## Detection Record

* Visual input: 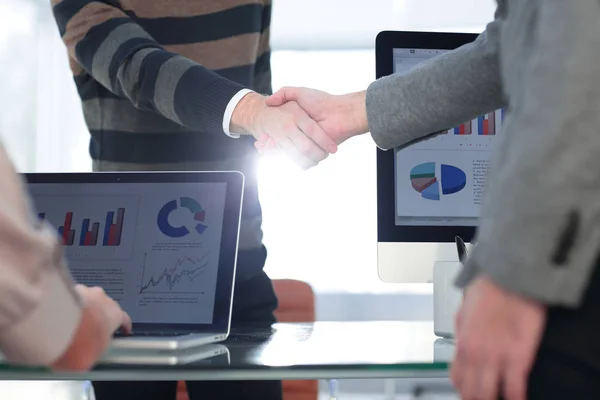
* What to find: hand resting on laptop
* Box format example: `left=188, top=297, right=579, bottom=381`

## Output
left=51, top=285, right=132, bottom=371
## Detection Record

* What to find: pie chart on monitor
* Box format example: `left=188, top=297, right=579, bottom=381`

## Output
left=409, top=162, right=466, bottom=201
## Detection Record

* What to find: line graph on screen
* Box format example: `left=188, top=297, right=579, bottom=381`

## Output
left=139, top=253, right=209, bottom=294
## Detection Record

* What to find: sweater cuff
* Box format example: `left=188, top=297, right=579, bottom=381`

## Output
left=366, top=78, right=397, bottom=150
left=366, top=78, right=444, bottom=151
left=0, top=269, right=82, bottom=366
left=174, top=67, right=247, bottom=134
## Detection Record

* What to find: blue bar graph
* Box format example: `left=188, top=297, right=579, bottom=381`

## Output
left=102, top=208, right=124, bottom=246
left=80, top=219, right=90, bottom=246
left=103, top=212, right=113, bottom=246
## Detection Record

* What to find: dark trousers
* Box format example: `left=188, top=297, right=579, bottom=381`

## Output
left=524, top=262, right=600, bottom=399
left=93, top=270, right=282, bottom=400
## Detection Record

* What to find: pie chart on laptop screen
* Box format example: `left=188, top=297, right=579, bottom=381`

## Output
left=410, top=162, right=466, bottom=201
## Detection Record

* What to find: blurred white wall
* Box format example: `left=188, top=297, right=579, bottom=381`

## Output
left=271, top=0, right=497, bottom=49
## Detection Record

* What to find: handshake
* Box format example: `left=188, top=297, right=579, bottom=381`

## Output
left=230, top=87, right=370, bottom=169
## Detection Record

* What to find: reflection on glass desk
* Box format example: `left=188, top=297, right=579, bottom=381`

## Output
left=0, top=322, right=456, bottom=381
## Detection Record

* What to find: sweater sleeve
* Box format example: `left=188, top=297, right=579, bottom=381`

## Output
left=458, top=0, right=600, bottom=307
left=50, top=0, right=246, bottom=135
left=366, top=1, right=506, bottom=150
left=0, top=144, right=82, bottom=366
left=252, top=0, right=273, bottom=96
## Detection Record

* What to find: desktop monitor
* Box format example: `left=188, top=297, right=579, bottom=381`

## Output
left=375, top=31, right=504, bottom=283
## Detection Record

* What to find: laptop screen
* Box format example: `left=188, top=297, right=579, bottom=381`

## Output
left=28, top=180, right=229, bottom=326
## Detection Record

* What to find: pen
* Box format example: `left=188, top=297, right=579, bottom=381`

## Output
left=455, top=236, right=467, bottom=262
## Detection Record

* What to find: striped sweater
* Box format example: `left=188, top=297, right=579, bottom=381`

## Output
left=51, top=0, right=272, bottom=281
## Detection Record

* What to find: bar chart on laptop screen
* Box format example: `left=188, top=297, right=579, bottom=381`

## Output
left=35, top=195, right=140, bottom=260
left=32, top=195, right=141, bottom=301
left=39, top=207, right=126, bottom=247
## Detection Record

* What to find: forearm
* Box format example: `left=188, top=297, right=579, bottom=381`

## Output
left=0, top=264, right=83, bottom=367
left=50, top=302, right=110, bottom=371
left=52, top=0, right=245, bottom=134
left=458, top=0, right=600, bottom=308
left=230, top=92, right=267, bottom=136
left=0, top=146, right=82, bottom=366
left=366, top=7, right=505, bottom=150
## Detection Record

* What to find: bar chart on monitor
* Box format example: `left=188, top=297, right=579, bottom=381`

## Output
left=448, top=109, right=504, bottom=136
left=406, top=108, right=505, bottom=153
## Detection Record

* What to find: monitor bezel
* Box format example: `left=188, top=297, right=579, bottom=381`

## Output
left=24, top=171, right=243, bottom=334
left=375, top=31, right=480, bottom=243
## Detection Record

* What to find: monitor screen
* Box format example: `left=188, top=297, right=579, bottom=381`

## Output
left=28, top=181, right=227, bottom=325
left=392, top=48, right=504, bottom=227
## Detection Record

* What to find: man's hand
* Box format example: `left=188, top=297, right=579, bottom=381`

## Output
left=51, top=285, right=132, bottom=371
left=451, top=276, right=547, bottom=400
left=231, top=92, right=338, bottom=169
left=264, top=87, right=370, bottom=145
left=75, top=285, right=132, bottom=336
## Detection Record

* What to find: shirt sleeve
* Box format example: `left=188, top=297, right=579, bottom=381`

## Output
left=0, top=144, right=82, bottom=366
left=223, top=89, right=254, bottom=138
left=51, top=0, right=246, bottom=135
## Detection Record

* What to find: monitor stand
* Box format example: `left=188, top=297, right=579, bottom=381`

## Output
left=433, top=260, right=463, bottom=338
left=377, top=241, right=472, bottom=338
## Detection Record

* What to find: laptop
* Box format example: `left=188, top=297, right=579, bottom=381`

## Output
left=99, top=344, right=230, bottom=365
left=25, top=171, right=244, bottom=351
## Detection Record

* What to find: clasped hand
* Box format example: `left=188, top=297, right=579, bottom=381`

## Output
left=238, top=87, right=368, bottom=168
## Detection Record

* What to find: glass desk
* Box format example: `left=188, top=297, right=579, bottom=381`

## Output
left=0, top=322, right=455, bottom=384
